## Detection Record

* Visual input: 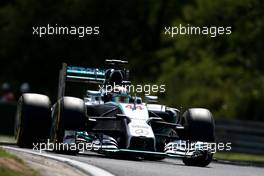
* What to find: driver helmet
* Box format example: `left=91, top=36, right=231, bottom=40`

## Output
left=111, top=86, right=129, bottom=103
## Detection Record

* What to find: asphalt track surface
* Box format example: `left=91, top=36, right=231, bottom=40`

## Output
left=3, top=146, right=264, bottom=176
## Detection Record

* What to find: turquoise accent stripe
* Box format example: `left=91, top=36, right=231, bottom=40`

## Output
left=67, top=75, right=105, bottom=81
left=67, top=69, right=105, bottom=76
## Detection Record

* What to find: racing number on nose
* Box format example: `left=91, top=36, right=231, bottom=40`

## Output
left=125, top=105, right=143, bottom=110
left=135, top=129, right=149, bottom=135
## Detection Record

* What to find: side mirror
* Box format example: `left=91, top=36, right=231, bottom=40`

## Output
left=145, top=95, right=158, bottom=103
left=132, top=97, right=142, bottom=104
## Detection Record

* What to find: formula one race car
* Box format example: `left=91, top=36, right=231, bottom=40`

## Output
left=14, top=60, right=215, bottom=167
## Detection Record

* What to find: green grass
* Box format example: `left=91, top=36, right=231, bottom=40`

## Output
left=0, top=147, right=38, bottom=176
left=0, top=147, right=13, bottom=158
left=0, top=168, right=24, bottom=176
left=214, top=152, right=264, bottom=162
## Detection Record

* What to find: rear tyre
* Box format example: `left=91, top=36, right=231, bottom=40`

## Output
left=50, top=96, right=86, bottom=154
left=15, top=93, right=51, bottom=148
left=181, top=108, right=215, bottom=167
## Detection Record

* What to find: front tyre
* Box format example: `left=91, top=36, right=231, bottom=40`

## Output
left=183, top=151, right=213, bottom=167
left=181, top=108, right=215, bottom=167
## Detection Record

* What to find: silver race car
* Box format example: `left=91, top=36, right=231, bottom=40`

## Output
left=15, top=60, right=215, bottom=167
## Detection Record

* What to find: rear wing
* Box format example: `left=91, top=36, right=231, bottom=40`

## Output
left=58, top=63, right=105, bottom=99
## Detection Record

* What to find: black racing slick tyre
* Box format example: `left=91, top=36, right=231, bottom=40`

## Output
left=15, top=93, right=51, bottom=148
left=182, top=151, right=213, bottom=167
left=50, top=97, right=86, bottom=154
left=181, top=108, right=215, bottom=167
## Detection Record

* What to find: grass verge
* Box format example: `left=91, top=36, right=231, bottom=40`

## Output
left=0, top=147, right=38, bottom=176
left=214, top=152, right=264, bottom=162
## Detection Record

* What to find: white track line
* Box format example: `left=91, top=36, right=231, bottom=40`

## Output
left=2, top=146, right=115, bottom=176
